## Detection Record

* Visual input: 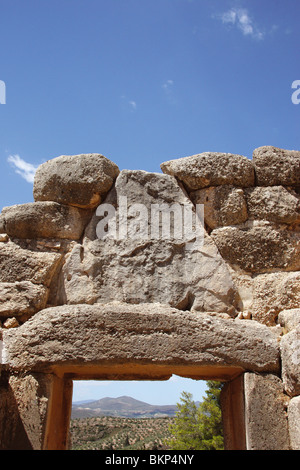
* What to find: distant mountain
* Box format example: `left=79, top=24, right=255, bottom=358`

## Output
left=71, top=395, right=179, bottom=419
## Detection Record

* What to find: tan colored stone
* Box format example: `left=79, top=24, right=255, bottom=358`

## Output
left=253, top=145, right=300, bottom=186
left=280, top=326, right=300, bottom=397
left=33, top=153, right=120, bottom=208
left=0, top=241, right=62, bottom=287
left=245, top=186, right=300, bottom=225
left=0, top=281, right=48, bottom=318
left=251, top=272, right=300, bottom=325
left=58, top=170, right=240, bottom=316
left=2, top=302, right=280, bottom=374
left=190, top=185, right=248, bottom=229
left=278, top=309, right=300, bottom=333
left=244, top=373, right=290, bottom=450
left=0, top=373, right=54, bottom=450
left=211, top=222, right=300, bottom=274
left=3, top=317, right=19, bottom=329
left=1, top=201, right=92, bottom=240
left=0, top=215, right=5, bottom=233
left=160, top=152, right=255, bottom=191
left=232, top=271, right=300, bottom=326
left=288, top=396, right=300, bottom=449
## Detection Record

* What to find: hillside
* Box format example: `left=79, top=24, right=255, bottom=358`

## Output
left=70, top=416, right=174, bottom=450
left=71, top=395, right=179, bottom=419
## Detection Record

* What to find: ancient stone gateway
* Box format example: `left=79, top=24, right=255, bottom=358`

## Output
left=0, top=147, right=299, bottom=450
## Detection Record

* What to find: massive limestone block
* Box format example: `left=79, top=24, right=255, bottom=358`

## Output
left=190, top=185, right=248, bottom=229
left=57, top=170, right=240, bottom=316
left=0, top=372, right=56, bottom=450
left=249, top=272, right=300, bottom=325
left=253, top=146, right=300, bottom=186
left=2, top=302, right=280, bottom=374
left=33, top=154, right=120, bottom=209
left=280, top=326, right=300, bottom=397
left=245, top=186, right=300, bottom=225
left=244, top=373, right=290, bottom=450
left=1, top=202, right=92, bottom=240
left=160, top=152, right=255, bottom=191
left=232, top=271, right=300, bottom=325
left=0, top=242, right=61, bottom=287
left=0, top=281, right=48, bottom=318
left=211, top=222, right=300, bottom=274
left=288, top=396, right=300, bottom=450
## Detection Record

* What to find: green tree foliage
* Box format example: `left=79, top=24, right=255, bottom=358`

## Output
left=166, top=381, right=224, bottom=450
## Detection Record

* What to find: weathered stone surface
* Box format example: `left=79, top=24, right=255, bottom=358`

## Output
left=0, top=241, right=61, bottom=287
left=1, top=202, right=92, bottom=240
left=211, top=222, right=300, bottom=274
left=244, top=373, right=290, bottom=450
left=160, top=152, right=255, bottom=191
left=0, top=234, right=8, bottom=242
left=280, top=326, right=300, bottom=397
left=0, top=281, right=48, bottom=318
left=245, top=186, right=300, bottom=225
left=2, top=302, right=280, bottom=374
left=56, top=170, right=240, bottom=316
left=0, top=372, right=54, bottom=450
left=33, top=154, right=120, bottom=208
left=278, top=309, right=300, bottom=333
left=3, top=317, right=19, bottom=329
left=231, top=271, right=300, bottom=326
left=0, top=215, right=5, bottom=233
left=253, top=146, right=300, bottom=186
left=288, top=396, right=300, bottom=450
left=190, top=185, right=248, bottom=229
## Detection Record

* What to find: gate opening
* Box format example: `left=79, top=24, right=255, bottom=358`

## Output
left=69, top=377, right=223, bottom=450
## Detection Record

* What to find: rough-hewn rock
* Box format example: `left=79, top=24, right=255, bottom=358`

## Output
left=253, top=146, right=300, bottom=186
left=244, top=373, right=290, bottom=450
left=2, top=302, right=280, bottom=374
left=56, top=170, right=240, bottom=316
left=211, top=222, right=300, bottom=274
left=231, top=271, right=300, bottom=326
left=160, top=152, right=255, bottom=191
left=1, top=202, right=92, bottom=240
left=0, top=242, right=61, bottom=287
left=190, top=185, right=248, bottom=229
left=33, top=154, right=120, bottom=208
left=278, top=309, right=300, bottom=333
left=0, top=215, right=5, bottom=233
left=245, top=186, right=300, bottom=225
left=280, top=326, right=300, bottom=397
left=0, top=281, right=48, bottom=318
left=288, top=396, right=300, bottom=450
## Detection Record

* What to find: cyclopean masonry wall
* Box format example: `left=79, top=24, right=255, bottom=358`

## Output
left=0, top=147, right=299, bottom=450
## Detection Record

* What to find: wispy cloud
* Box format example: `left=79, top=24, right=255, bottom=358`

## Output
left=128, top=100, right=137, bottom=111
left=7, top=154, right=38, bottom=184
left=162, top=79, right=174, bottom=92
left=162, top=79, right=177, bottom=105
left=121, top=95, right=137, bottom=112
left=218, top=8, right=264, bottom=40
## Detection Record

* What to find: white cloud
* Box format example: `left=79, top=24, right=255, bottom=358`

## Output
left=219, top=8, right=264, bottom=40
left=121, top=95, right=137, bottom=112
left=7, top=154, right=38, bottom=184
left=162, top=79, right=174, bottom=92
left=162, top=79, right=177, bottom=105
left=129, top=100, right=137, bottom=111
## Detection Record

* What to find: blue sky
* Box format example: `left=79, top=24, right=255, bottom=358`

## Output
left=0, top=0, right=299, bottom=404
